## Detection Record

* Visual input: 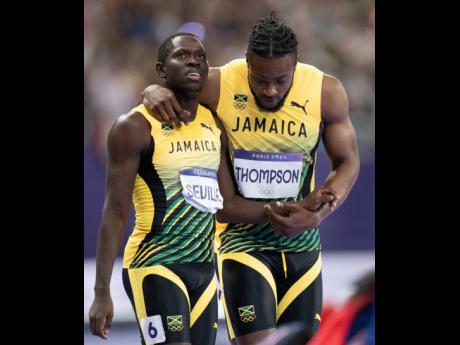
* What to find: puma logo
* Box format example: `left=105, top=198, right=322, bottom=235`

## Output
left=290, top=99, right=309, bottom=115
left=201, top=123, right=214, bottom=134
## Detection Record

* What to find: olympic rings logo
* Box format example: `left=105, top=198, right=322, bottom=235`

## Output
left=233, top=102, right=247, bottom=110
left=240, top=315, right=256, bottom=322
left=168, top=324, right=184, bottom=332
left=259, top=189, right=274, bottom=197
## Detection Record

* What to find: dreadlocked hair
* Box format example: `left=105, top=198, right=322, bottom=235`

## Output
left=248, top=11, right=297, bottom=58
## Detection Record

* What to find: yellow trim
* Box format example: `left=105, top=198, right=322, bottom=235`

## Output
left=276, top=254, right=322, bottom=321
left=127, top=265, right=191, bottom=322
left=123, top=178, right=153, bottom=268
left=310, top=167, right=315, bottom=191
left=130, top=244, right=169, bottom=268
left=190, top=276, right=217, bottom=327
left=217, top=254, right=236, bottom=339
left=315, top=313, right=321, bottom=322
left=310, top=151, right=318, bottom=192
left=281, top=251, right=287, bottom=278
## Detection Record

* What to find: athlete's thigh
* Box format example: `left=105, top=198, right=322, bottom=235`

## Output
left=123, top=267, right=191, bottom=345
left=277, top=252, right=323, bottom=340
left=220, top=253, right=277, bottom=340
left=191, top=289, right=217, bottom=345
left=189, top=280, right=218, bottom=345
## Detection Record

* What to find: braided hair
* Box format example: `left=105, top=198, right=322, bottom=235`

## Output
left=247, top=12, right=298, bottom=59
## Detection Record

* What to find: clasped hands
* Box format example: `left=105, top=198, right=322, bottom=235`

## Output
left=264, top=186, right=338, bottom=237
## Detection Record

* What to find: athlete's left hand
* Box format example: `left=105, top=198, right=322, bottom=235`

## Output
left=302, top=186, right=338, bottom=211
left=264, top=201, right=333, bottom=237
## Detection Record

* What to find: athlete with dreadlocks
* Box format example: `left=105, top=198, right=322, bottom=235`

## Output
left=89, top=33, right=306, bottom=345
left=141, top=13, right=360, bottom=345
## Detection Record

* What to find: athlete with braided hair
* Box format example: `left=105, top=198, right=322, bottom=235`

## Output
left=141, top=13, right=360, bottom=345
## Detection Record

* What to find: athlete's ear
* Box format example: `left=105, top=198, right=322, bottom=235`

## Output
left=156, top=62, right=166, bottom=79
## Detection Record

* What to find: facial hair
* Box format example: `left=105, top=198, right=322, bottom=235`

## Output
left=248, top=77, right=293, bottom=113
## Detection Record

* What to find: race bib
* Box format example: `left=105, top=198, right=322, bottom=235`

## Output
left=180, top=167, right=223, bottom=214
left=140, top=315, right=166, bottom=345
left=233, top=150, right=303, bottom=199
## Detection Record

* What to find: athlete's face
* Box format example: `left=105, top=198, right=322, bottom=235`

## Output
left=247, top=53, right=296, bottom=112
left=159, top=36, right=209, bottom=94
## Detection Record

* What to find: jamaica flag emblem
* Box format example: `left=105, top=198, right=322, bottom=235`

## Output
left=167, top=315, right=183, bottom=332
left=233, top=93, right=248, bottom=110
left=161, top=122, right=175, bottom=136
left=238, top=305, right=256, bottom=322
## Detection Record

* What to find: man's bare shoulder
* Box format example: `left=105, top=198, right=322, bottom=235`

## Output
left=109, top=111, right=151, bottom=150
left=321, top=74, right=349, bottom=123
left=200, top=67, right=221, bottom=111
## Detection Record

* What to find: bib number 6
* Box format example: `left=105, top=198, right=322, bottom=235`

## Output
left=149, top=322, right=158, bottom=338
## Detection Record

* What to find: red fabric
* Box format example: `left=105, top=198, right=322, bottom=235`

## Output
left=320, top=304, right=337, bottom=325
left=307, top=292, right=374, bottom=345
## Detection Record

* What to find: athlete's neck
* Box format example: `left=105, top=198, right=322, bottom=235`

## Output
left=173, top=90, right=200, bottom=122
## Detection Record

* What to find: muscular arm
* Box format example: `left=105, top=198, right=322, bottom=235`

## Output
left=89, top=112, right=150, bottom=338
left=93, top=113, right=150, bottom=292
left=215, top=116, right=267, bottom=224
left=141, top=68, right=221, bottom=124
left=265, top=75, right=359, bottom=235
left=199, top=67, right=220, bottom=111
left=320, top=74, right=360, bottom=210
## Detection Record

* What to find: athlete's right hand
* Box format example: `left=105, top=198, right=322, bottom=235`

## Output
left=89, top=293, right=114, bottom=340
left=141, top=84, right=192, bottom=127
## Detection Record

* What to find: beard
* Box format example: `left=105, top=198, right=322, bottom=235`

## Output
left=248, top=79, right=293, bottom=113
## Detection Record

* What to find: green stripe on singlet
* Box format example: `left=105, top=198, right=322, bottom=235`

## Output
left=131, top=189, right=185, bottom=265
left=158, top=216, right=215, bottom=263
left=131, top=205, right=203, bottom=267
left=144, top=215, right=215, bottom=265
left=164, top=190, right=185, bottom=212
left=134, top=210, right=209, bottom=267
left=220, top=222, right=319, bottom=253
left=165, top=185, right=182, bottom=199
left=166, top=203, right=211, bottom=235
left=162, top=203, right=194, bottom=233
